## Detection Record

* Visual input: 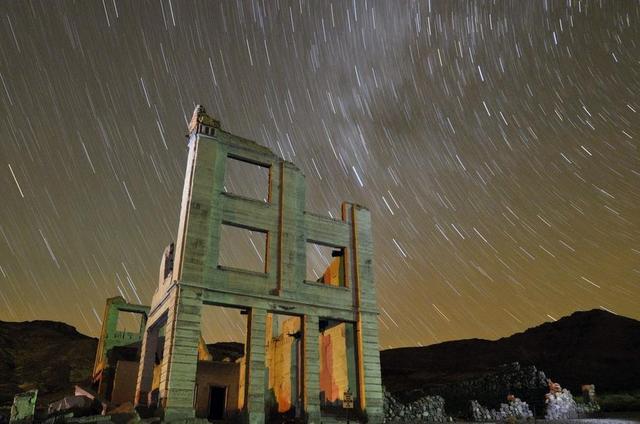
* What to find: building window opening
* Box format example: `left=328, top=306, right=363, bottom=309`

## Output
left=115, top=311, right=145, bottom=335
left=306, top=242, right=345, bottom=286
left=218, top=224, right=268, bottom=274
left=223, top=155, right=270, bottom=202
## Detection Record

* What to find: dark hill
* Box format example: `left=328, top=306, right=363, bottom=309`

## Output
left=381, top=309, right=640, bottom=399
left=0, top=320, right=97, bottom=405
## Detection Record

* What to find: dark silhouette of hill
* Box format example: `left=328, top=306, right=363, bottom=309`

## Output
left=381, top=309, right=640, bottom=399
left=0, top=320, right=97, bottom=405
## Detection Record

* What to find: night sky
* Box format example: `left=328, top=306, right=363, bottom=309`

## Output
left=0, top=1, right=638, bottom=349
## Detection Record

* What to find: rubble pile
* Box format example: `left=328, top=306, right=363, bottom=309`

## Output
left=469, top=400, right=496, bottom=421
left=383, top=388, right=449, bottom=423
left=576, top=401, right=601, bottom=415
left=544, top=380, right=578, bottom=420
left=498, top=397, right=534, bottom=420
left=2, top=387, right=152, bottom=424
left=469, top=396, right=533, bottom=421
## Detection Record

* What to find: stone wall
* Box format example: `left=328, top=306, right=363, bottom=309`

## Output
left=383, top=388, right=448, bottom=423
left=420, top=362, right=549, bottom=415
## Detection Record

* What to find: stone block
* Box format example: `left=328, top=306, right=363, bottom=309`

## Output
left=9, top=390, right=37, bottom=424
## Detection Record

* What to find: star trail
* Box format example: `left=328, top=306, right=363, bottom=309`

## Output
left=0, top=1, right=638, bottom=348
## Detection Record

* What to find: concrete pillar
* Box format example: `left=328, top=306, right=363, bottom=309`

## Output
left=303, top=315, right=321, bottom=423
left=161, top=286, right=202, bottom=422
left=245, top=307, right=267, bottom=424
left=135, top=322, right=160, bottom=406
left=357, top=313, right=383, bottom=423
left=349, top=204, right=384, bottom=423
left=277, top=162, right=306, bottom=294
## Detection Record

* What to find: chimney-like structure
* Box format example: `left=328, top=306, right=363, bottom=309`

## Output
left=187, top=104, right=220, bottom=137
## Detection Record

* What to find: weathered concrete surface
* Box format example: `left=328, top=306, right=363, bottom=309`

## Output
left=10, top=390, right=37, bottom=424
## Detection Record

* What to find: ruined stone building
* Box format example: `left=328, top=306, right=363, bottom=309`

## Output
left=93, top=297, right=149, bottom=405
left=93, top=106, right=382, bottom=423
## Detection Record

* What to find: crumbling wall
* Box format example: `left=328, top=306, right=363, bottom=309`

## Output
left=110, top=361, right=138, bottom=406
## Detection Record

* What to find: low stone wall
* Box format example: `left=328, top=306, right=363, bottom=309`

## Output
left=439, top=362, right=549, bottom=415
left=383, top=388, right=449, bottom=423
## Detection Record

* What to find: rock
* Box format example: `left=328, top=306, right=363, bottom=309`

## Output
left=41, top=413, right=73, bottom=424
left=74, top=386, right=108, bottom=416
left=469, top=397, right=533, bottom=421
left=9, top=390, right=37, bottom=424
left=106, top=403, right=140, bottom=424
left=498, top=397, right=533, bottom=419
left=545, top=388, right=578, bottom=420
left=48, top=396, right=101, bottom=418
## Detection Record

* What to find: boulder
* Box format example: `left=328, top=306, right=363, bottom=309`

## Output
left=47, top=396, right=101, bottom=418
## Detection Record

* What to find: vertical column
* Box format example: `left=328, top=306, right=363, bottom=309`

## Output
left=357, top=313, right=383, bottom=422
left=172, top=136, right=198, bottom=282
left=277, top=162, right=306, bottom=294
left=135, top=322, right=159, bottom=406
left=303, top=315, right=321, bottom=423
left=160, top=286, right=202, bottom=422
left=350, top=204, right=384, bottom=423
left=175, top=135, right=227, bottom=285
left=245, top=307, right=267, bottom=424
left=95, top=299, right=120, bottom=397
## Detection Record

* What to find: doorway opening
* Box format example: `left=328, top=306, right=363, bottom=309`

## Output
left=318, top=319, right=360, bottom=418
left=194, top=304, right=248, bottom=420
left=207, top=386, right=227, bottom=420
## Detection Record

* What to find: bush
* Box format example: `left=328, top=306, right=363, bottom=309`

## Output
left=599, top=392, right=640, bottom=412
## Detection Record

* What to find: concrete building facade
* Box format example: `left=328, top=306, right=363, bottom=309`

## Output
left=134, top=106, right=382, bottom=423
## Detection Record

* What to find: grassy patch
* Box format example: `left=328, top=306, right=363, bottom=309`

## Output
left=598, top=391, right=640, bottom=412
